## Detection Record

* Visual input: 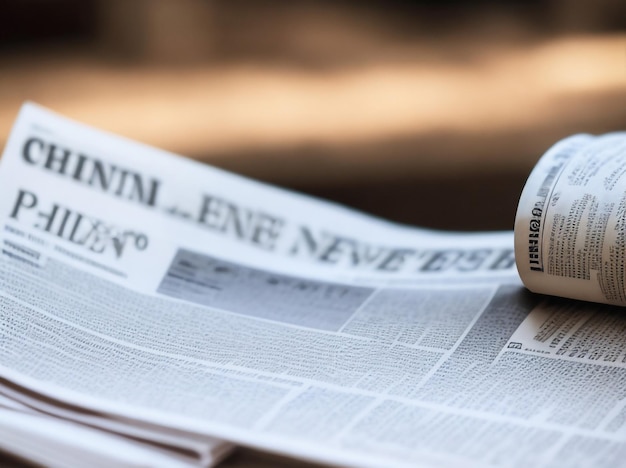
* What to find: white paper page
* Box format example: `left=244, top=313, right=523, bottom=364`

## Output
left=3, top=104, right=626, bottom=468
left=515, top=132, right=626, bottom=305
left=0, top=383, right=233, bottom=467
left=0, top=103, right=517, bottom=290
left=0, top=407, right=207, bottom=468
left=0, top=393, right=31, bottom=411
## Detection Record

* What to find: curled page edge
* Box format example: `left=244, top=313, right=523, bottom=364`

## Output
left=514, top=132, right=626, bottom=306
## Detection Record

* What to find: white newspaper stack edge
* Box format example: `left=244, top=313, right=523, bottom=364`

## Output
left=0, top=103, right=626, bottom=468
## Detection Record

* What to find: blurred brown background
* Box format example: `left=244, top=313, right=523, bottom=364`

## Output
left=0, top=0, right=624, bottom=231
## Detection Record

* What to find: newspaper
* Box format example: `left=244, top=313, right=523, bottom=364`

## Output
left=515, top=132, right=626, bottom=306
left=0, top=103, right=625, bottom=468
left=0, top=401, right=222, bottom=468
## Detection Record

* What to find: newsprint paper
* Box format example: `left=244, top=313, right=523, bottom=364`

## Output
left=0, top=103, right=625, bottom=468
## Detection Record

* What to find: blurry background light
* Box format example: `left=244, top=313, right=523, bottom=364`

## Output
left=0, top=0, right=624, bottom=230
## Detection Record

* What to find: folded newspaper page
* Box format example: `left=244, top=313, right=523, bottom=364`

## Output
left=0, top=402, right=221, bottom=468
left=515, top=132, right=626, bottom=306
left=0, top=386, right=234, bottom=468
left=0, top=103, right=625, bottom=468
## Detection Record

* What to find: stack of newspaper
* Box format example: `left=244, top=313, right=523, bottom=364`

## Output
left=0, top=103, right=625, bottom=467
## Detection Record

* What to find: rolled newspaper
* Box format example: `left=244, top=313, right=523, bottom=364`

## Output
left=515, top=132, right=626, bottom=306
